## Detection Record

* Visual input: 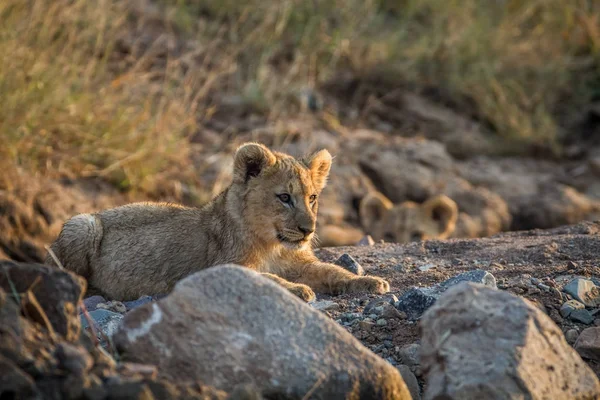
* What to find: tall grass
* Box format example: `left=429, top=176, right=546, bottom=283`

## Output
left=1, top=0, right=599, bottom=198
left=0, top=0, right=220, bottom=198
left=165, top=0, right=600, bottom=149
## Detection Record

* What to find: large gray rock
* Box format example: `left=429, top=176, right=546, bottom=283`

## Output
left=420, top=282, right=600, bottom=400
left=114, top=264, right=410, bottom=399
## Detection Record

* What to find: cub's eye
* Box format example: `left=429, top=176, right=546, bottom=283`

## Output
left=277, top=193, right=291, bottom=203
left=309, top=194, right=317, bottom=203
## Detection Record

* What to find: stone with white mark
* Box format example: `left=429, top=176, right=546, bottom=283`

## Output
left=114, top=264, right=410, bottom=399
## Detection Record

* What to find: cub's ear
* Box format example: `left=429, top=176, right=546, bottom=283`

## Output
left=422, top=195, right=458, bottom=238
left=233, top=143, right=277, bottom=184
left=360, top=191, right=393, bottom=231
left=303, top=149, right=332, bottom=191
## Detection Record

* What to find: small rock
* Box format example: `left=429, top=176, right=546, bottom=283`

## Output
left=538, top=283, right=551, bottom=292
left=418, top=263, right=435, bottom=272
left=560, top=299, right=585, bottom=318
left=396, top=365, right=420, bottom=400
left=397, top=343, right=421, bottom=370
left=575, top=327, right=600, bottom=361
left=359, top=321, right=375, bottom=332
left=342, top=312, right=362, bottom=322
left=563, top=278, right=600, bottom=307
left=363, top=296, right=399, bottom=315
left=565, top=329, right=580, bottom=344
left=570, top=309, right=594, bottom=325
left=440, top=269, right=497, bottom=290
left=83, top=296, right=107, bottom=312
left=376, top=319, right=387, bottom=326
left=123, top=295, right=163, bottom=311
left=357, top=235, right=375, bottom=246
left=397, top=270, right=498, bottom=320
left=81, top=309, right=124, bottom=346
left=310, top=300, right=340, bottom=312
left=96, top=301, right=127, bottom=314
left=395, top=288, right=438, bottom=321
left=334, top=254, right=365, bottom=276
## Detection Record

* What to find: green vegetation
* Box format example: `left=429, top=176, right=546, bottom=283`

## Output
left=1, top=0, right=599, bottom=196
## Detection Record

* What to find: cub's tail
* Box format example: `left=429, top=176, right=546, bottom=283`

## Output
left=45, top=213, right=102, bottom=278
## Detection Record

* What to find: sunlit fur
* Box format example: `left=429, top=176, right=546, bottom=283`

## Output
left=46, top=143, right=390, bottom=301
left=360, top=191, right=458, bottom=243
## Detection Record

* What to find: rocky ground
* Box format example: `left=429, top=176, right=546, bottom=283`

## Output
left=4, top=221, right=600, bottom=399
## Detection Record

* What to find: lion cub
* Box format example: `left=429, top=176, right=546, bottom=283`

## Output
left=360, top=191, right=458, bottom=243
left=46, top=143, right=390, bottom=301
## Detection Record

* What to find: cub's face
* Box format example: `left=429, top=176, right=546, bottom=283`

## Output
left=232, top=143, right=332, bottom=249
left=360, top=191, right=458, bottom=243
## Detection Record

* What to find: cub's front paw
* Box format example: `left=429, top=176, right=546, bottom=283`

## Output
left=288, top=284, right=316, bottom=302
left=347, top=276, right=390, bottom=294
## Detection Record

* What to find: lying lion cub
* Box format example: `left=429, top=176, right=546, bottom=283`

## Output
left=46, top=143, right=390, bottom=301
left=360, top=191, right=458, bottom=243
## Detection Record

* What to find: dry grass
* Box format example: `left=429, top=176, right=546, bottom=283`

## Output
left=1, top=0, right=599, bottom=198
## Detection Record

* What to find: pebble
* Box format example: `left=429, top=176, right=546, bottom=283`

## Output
left=359, top=320, right=375, bottom=332
left=334, top=254, right=365, bottom=276
left=575, top=327, right=600, bottom=361
left=565, top=329, right=580, bottom=344
left=96, top=301, right=127, bottom=314
left=396, top=270, right=497, bottom=320
left=440, top=269, right=497, bottom=290
left=376, top=319, right=387, bottom=326
left=570, top=309, right=594, bottom=325
left=396, top=365, right=421, bottom=400
left=560, top=300, right=585, bottom=318
left=357, top=235, right=375, bottom=246
left=418, top=263, right=435, bottom=272
left=82, top=296, right=106, bottom=313
left=563, top=278, right=600, bottom=307
left=341, top=312, right=361, bottom=322
left=80, top=309, right=124, bottom=347
left=123, top=295, right=162, bottom=311
left=310, top=300, right=340, bottom=312
left=397, top=343, right=421, bottom=369
left=363, top=295, right=400, bottom=315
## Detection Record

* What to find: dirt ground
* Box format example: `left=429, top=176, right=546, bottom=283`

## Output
left=313, top=221, right=600, bottom=379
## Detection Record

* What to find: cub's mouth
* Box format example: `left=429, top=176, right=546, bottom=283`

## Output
left=276, top=232, right=307, bottom=248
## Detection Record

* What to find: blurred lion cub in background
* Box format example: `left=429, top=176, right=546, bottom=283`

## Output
left=46, top=143, right=389, bottom=301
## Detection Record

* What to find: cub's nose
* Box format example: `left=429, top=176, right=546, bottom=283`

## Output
left=298, top=225, right=315, bottom=237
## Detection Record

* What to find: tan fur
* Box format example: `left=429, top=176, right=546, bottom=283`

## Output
left=359, top=191, right=458, bottom=243
left=46, top=143, right=389, bottom=301
left=316, top=223, right=366, bottom=247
